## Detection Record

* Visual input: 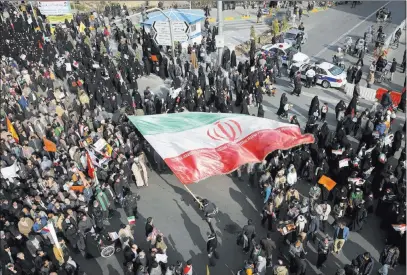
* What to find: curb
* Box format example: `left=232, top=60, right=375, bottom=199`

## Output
left=207, top=6, right=328, bottom=22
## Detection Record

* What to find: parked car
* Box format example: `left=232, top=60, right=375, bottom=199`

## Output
left=283, top=28, right=308, bottom=45
left=299, top=62, right=347, bottom=88
left=257, top=43, right=310, bottom=67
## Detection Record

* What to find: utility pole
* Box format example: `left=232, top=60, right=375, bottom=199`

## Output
left=216, top=1, right=223, bottom=66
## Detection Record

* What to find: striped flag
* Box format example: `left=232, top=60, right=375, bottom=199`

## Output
left=128, top=113, right=314, bottom=184
left=42, top=224, right=50, bottom=232
left=6, top=117, right=19, bottom=143
left=392, top=224, right=406, bottom=231
left=128, top=216, right=136, bottom=225
left=86, top=151, right=95, bottom=178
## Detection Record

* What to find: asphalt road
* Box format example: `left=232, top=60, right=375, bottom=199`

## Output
left=73, top=3, right=406, bottom=275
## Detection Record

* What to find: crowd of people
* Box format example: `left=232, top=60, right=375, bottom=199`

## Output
left=234, top=90, right=405, bottom=274
left=0, top=1, right=406, bottom=275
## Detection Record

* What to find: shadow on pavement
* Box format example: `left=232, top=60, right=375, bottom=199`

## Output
left=107, top=264, right=122, bottom=275
left=158, top=173, right=247, bottom=275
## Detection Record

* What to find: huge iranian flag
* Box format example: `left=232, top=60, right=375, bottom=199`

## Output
left=128, top=113, right=314, bottom=184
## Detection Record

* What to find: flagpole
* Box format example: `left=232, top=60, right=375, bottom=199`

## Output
left=182, top=184, right=203, bottom=209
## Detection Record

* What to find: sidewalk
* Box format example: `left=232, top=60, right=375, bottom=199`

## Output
left=363, top=25, right=407, bottom=93
left=340, top=19, right=406, bottom=93
left=206, top=5, right=328, bottom=22
left=369, top=27, right=406, bottom=92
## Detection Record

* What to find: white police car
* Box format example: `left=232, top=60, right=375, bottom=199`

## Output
left=258, top=43, right=310, bottom=67
left=300, top=62, right=347, bottom=88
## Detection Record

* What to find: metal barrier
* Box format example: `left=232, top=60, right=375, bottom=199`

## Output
left=345, top=83, right=377, bottom=101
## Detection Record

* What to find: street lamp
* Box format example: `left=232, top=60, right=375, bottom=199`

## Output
left=145, top=7, right=175, bottom=61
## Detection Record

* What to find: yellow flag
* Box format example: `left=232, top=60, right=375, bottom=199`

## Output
left=206, top=265, right=210, bottom=275
left=6, top=117, right=19, bottom=143
left=106, top=144, right=113, bottom=156
left=79, top=22, right=86, bottom=33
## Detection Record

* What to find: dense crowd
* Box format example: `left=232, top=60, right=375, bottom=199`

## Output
left=0, top=1, right=406, bottom=275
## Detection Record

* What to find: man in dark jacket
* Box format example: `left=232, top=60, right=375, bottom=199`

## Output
left=379, top=245, right=400, bottom=274
left=122, top=189, right=139, bottom=219
left=381, top=91, right=393, bottom=108
left=390, top=58, right=397, bottom=81
left=207, top=232, right=218, bottom=255
left=294, top=252, right=307, bottom=275
left=354, top=66, right=363, bottom=84
left=15, top=252, right=34, bottom=274
left=242, top=219, right=256, bottom=253
left=356, top=48, right=365, bottom=66
left=260, top=233, right=273, bottom=267
left=344, top=259, right=360, bottom=275
left=316, top=236, right=332, bottom=270
left=354, top=252, right=374, bottom=275
left=207, top=232, right=218, bottom=266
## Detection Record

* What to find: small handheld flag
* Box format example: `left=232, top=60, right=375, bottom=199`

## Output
left=86, top=152, right=95, bottom=179
left=6, top=117, right=19, bottom=143
left=318, top=175, right=337, bottom=191
left=43, top=137, right=57, bottom=152
left=79, top=22, right=86, bottom=33
left=128, top=216, right=136, bottom=225
left=392, top=224, right=406, bottom=232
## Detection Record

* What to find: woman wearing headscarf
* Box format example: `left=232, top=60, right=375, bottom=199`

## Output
left=241, top=95, right=250, bottom=115
left=335, top=100, right=346, bottom=122
left=276, top=93, right=287, bottom=116
left=349, top=202, right=368, bottom=232
left=318, top=122, right=330, bottom=148
left=391, top=129, right=404, bottom=156
left=345, top=95, right=358, bottom=117
left=308, top=96, right=319, bottom=118
left=398, top=90, right=406, bottom=112
left=231, top=50, right=237, bottom=68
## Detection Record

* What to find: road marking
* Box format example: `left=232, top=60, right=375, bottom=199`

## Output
left=313, top=1, right=391, bottom=58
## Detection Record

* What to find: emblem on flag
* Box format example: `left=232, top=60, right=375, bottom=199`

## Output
left=207, top=120, right=242, bottom=142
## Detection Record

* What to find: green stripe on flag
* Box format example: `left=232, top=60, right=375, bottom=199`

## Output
left=128, top=112, right=244, bottom=136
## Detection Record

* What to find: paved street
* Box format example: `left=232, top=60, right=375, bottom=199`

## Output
left=74, top=3, right=406, bottom=275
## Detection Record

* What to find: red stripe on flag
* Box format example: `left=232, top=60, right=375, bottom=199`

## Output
left=86, top=152, right=95, bottom=178
left=164, top=126, right=314, bottom=184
